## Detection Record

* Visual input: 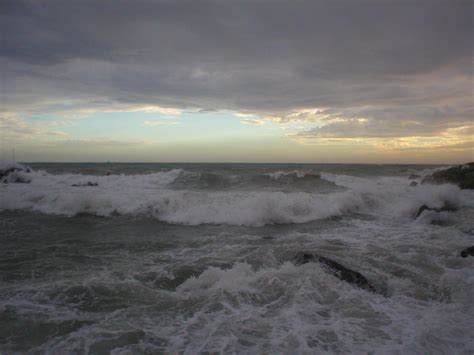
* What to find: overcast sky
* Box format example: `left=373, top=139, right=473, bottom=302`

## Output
left=1, top=0, right=473, bottom=163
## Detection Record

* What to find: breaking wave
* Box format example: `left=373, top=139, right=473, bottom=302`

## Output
left=1, top=165, right=473, bottom=226
left=2, top=162, right=474, bottom=353
left=169, top=169, right=331, bottom=191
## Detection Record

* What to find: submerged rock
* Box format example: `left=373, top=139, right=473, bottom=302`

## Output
left=408, top=174, right=421, bottom=180
left=414, top=203, right=457, bottom=219
left=460, top=246, right=474, bottom=258
left=410, top=181, right=418, bottom=187
left=71, top=181, right=99, bottom=187
left=292, top=252, right=376, bottom=293
left=422, top=162, right=474, bottom=189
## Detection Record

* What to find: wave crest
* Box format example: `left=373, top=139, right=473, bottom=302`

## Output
left=2, top=167, right=472, bottom=226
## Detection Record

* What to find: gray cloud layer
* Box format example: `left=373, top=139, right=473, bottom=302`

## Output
left=1, top=0, right=473, bottom=139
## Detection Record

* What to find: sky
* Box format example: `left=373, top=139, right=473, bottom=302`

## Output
left=1, top=0, right=473, bottom=163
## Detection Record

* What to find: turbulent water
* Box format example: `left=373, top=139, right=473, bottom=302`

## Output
left=1, top=162, right=473, bottom=353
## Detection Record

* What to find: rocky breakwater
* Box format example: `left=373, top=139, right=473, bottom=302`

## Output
left=422, top=162, right=474, bottom=189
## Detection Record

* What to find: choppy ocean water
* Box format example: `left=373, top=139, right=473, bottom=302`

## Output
left=1, top=163, right=473, bottom=353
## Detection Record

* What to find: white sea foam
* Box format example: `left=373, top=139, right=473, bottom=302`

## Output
left=5, top=253, right=473, bottom=354
left=0, top=160, right=21, bottom=170
left=1, top=168, right=473, bottom=226
left=267, top=170, right=315, bottom=180
left=2, top=175, right=473, bottom=354
left=173, top=255, right=473, bottom=352
left=2, top=164, right=474, bottom=354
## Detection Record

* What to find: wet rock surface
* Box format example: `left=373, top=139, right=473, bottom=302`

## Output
left=291, top=252, right=377, bottom=293
left=414, top=204, right=457, bottom=219
left=71, top=182, right=99, bottom=187
left=422, top=162, right=474, bottom=189
left=460, top=246, right=474, bottom=258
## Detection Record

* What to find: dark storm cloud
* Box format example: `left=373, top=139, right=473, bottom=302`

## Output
left=1, top=0, right=473, bottom=137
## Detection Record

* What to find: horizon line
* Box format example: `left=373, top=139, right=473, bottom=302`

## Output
left=16, top=161, right=462, bottom=166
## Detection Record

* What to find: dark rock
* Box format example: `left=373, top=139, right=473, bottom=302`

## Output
left=71, top=181, right=99, bottom=187
left=408, top=174, right=421, bottom=180
left=0, top=164, right=32, bottom=183
left=460, top=246, right=474, bottom=258
left=292, top=252, right=376, bottom=293
left=0, top=167, right=14, bottom=180
left=421, top=162, right=474, bottom=189
left=415, top=205, right=430, bottom=218
left=410, top=181, right=418, bottom=187
left=414, top=203, right=457, bottom=219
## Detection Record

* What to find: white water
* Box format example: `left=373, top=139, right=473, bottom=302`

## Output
left=1, top=166, right=473, bottom=226
left=1, top=163, right=473, bottom=353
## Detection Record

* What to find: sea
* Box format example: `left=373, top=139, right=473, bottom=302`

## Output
left=1, top=162, right=473, bottom=353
